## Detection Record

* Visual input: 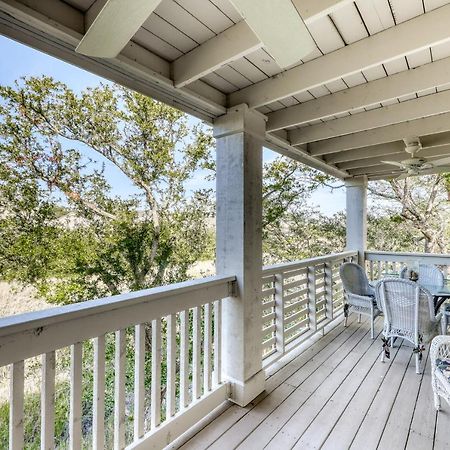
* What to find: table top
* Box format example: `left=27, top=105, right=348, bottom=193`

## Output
left=422, top=284, right=450, bottom=297
left=370, top=279, right=450, bottom=297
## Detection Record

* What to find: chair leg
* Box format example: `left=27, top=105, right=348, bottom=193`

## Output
left=358, top=314, right=361, bottom=323
left=434, top=392, right=441, bottom=411
left=390, top=337, right=395, bottom=348
left=371, top=317, right=375, bottom=339
left=415, top=352, right=421, bottom=374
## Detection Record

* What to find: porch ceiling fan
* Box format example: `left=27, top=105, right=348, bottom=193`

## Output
left=381, top=138, right=450, bottom=180
left=229, top=0, right=316, bottom=68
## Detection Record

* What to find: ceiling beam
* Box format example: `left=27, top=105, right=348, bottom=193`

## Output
left=326, top=142, right=405, bottom=164
left=173, top=21, right=261, bottom=88
left=308, top=111, right=450, bottom=156
left=324, top=130, right=450, bottom=164
left=172, top=0, right=352, bottom=88
left=292, top=0, right=354, bottom=20
left=349, top=164, right=401, bottom=177
left=290, top=89, right=450, bottom=145
left=337, top=144, right=450, bottom=170
left=267, top=56, right=450, bottom=132
left=264, top=133, right=349, bottom=180
left=76, top=0, right=162, bottom=57
left=325, top=133, right=450, bottom=166
left=227, top=0, right=316, bottom=69
left=229, top=4, right=450, bottom=109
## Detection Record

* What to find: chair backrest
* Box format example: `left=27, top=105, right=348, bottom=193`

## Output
left=340, top=262, right=372, bottom=297
left=399, top=264, right=444, bottom=288
left=375, top=278, right=435, bottom=342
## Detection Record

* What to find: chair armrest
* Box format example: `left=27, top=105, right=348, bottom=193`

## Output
left=346, top=292, right=376, bottom=309
left=431, top=335, right=450, bottom=372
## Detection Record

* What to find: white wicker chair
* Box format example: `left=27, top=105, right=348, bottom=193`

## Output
left=340, top=262, right=381, bottom=339
left=376, top=278, right=441, bottom=373
left=431, top=335, right=450, bottom=410
left=400, top=263, right=444, bottom=288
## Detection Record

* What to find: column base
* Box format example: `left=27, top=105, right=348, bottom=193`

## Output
left=226, top=369, right=266, bottom=407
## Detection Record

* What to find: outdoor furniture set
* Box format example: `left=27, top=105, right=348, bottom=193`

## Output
left=340, top=261, right=450, bottom=411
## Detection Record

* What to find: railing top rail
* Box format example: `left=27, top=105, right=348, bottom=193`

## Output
left=365, top=251, right=450, bottom=264
left=262, top=251, right=357, bottom=276
left=0, top=275, right=235, bottom=339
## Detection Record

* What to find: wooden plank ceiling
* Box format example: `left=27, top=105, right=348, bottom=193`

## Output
left=2, top=0, right=450, bottom=179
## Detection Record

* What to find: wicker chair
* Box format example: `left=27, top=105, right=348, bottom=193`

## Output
left=376, top=279, right=441, bottom=373
left=340, top=262, right=381, bottom=339
left=400, top=263, right=444, bottom=288
left=431, top=335, right=450, bottom=410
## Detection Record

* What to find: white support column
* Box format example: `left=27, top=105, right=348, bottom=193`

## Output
left=345, top=176, right=368, bottom=265
left=214, top=104, right=266, bottom=407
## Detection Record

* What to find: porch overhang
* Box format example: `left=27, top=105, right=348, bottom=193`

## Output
left=3, top=0, right=450, bottom=181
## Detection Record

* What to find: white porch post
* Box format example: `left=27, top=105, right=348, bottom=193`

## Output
left=214, top=104, right=266, bottom=407
left=345, top=176, right=368, bottom=265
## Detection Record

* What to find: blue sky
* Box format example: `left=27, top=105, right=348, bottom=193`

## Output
left=0, top=35, right=346, bottom=215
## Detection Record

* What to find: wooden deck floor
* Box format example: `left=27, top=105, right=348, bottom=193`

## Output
left=177, top=315, right=450, bottom=450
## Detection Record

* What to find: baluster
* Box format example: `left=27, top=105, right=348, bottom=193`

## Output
left=369, top=260, right=374, bottom=281
left=213, top=301, right=222, bottom=386
left=325, top=262, right=333, bottom=320
left=70, top=343, right=82, bottom=450
left=93, top=336, right=105, bottom=450
left=151, top=319, right=161, bottom=429
left=193, top=306, right=202, bottom=399
left=203, top=303, right=212, bottom=393
left=166, top=314, right=176, bottom=418
left=307, top=266, right=317, bottom=332
left=180, top=310, right=190, bottom=408
left=377, top=261, right=382, bottom=279
left=134, top=325, right=145, bottom=440
left=274, top=272, right=285, bottom=354
left=41, top=352, right=55, bottom=450
left=9, top=361, right=24, bottom=450
left=114, top=330, right=126, bottom=450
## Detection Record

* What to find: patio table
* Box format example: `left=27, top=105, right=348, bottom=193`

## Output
left=370, top=279, right=450, bottom=313
left=422, top=283, right=450, bottom=312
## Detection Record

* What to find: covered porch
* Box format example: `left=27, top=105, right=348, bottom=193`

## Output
left=1, top=1, right=450, bottom=449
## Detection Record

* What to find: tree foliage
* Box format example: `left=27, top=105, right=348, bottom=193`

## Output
left=369, top=176, right=450, bottom=253
left=0, top=76, right=214, bottom=303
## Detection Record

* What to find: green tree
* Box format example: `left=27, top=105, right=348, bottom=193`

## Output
left=0, top=76, right=214, bottom=304
left=261, top=156, right=345, bottom=263
left=369, top=175, right=450, bottom=253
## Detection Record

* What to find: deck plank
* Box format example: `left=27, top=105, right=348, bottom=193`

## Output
left=320, top=343, right=405, bottom=450
left=377, top=347, right=430, bottom=450
left=178, top=317, right=450, bottom=450
left=180, top=315, right=360, bottom=449
left=405, top=351, right=437, bottom=450
left=289, top=326, right=390, bottom=449
left=434, top=405, right=450, bottom=450
left=264, top=322, right=383, bottom=449
left=235, top=321, right=373, bottom=450
left=350, top=346, right=416, bottom=449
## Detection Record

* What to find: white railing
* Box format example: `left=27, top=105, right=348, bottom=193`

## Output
left=365, top=251, right=450, bottom=280
left=10, top=250, right=443, bottom=448
left=260, top=251, right=358, bottom=366
left=0, top=275, right=234, bottom=450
